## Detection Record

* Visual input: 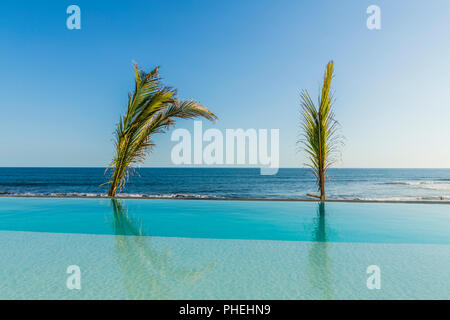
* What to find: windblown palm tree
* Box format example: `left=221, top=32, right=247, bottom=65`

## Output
left=299, top=61, right=342, bottom=201
left=106, top=64, right=217, bottom=197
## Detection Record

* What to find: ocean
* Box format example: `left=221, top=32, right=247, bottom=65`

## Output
left=1, top=168, right=450, bottom=201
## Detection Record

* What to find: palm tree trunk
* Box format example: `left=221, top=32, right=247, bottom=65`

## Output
left=108, top=184, right=117, bottom=197
left=108, top=171, right=120, bottom=197
left=319, top=173, right=325, bottom=201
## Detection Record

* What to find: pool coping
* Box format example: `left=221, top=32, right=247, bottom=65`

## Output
left=1, top=194, right=450, bottom=204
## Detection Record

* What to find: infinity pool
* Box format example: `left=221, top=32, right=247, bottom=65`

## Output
left=0, top=197, right=449, bottom=299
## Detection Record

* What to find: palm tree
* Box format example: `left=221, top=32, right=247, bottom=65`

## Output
left=106, top=64, right=217, bottom=197
left=299, top=61, right=342, bottom=201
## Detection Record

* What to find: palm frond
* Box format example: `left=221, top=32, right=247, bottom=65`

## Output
left=298, top=61, right=343, bottom=200
left=106, top=64, right=217, bottom=197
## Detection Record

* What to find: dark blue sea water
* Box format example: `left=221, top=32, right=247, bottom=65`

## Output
left=1, top=168, right=450, bottom=200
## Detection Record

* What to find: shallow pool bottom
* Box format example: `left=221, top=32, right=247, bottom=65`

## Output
left=1, top=230, right=449, bottom=299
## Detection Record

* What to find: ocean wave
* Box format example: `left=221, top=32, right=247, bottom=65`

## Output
left=0, top=192, right=224, bottom=199
left=356, top=196, right=450, bottom=201
left=118, top=193, right=222, bottom=199
left=382, top=181, right=450, bottom=190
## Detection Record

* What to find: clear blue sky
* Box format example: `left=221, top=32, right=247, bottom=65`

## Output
left=1, top=0, right=450, bottom=168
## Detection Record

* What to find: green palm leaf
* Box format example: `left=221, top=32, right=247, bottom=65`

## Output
left=298, top=61, right=343, bottom=200
left=106, top=64, right=217, bottom=197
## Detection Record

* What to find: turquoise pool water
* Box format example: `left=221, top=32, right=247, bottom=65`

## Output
left=0, top=197, right=449, bottom=299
